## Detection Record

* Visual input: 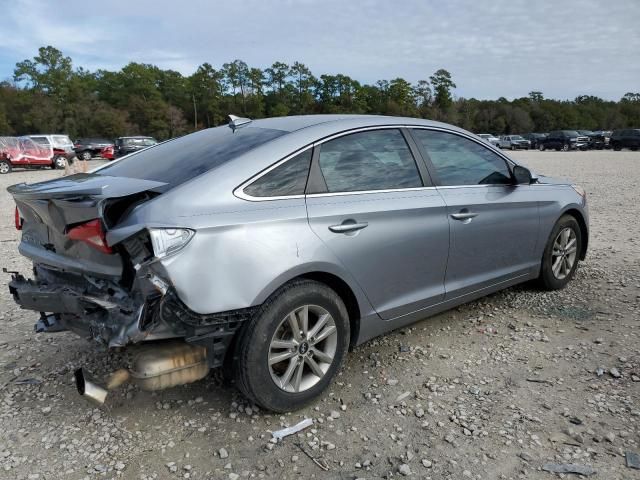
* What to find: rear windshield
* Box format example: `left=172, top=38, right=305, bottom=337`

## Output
left=122, top=137, right=157, bottom=146
left=98, top=126, right=285, bottom=188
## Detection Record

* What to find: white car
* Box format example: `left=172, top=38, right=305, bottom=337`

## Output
left=477, top=133, right=500, bottom=146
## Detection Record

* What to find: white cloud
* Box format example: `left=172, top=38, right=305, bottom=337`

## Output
left=0, top=0, right=638, bottom=100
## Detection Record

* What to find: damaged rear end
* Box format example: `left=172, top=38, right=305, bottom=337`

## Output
left=7, top=173, right=251, bottom=372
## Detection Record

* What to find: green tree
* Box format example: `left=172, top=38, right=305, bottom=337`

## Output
left=430, top=69, right=456, bottom=111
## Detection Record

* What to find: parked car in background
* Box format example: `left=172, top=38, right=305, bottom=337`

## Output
left=498, top=135, right=530, bottom=150
left=28, top=134, right=75, bottom=168
left=114, top=136, right=158, bottom=158
left=522, top=133, right=547, bottom=149
left=0, top=136, right=55, bottom=173
left=477, top=133, right=500, bottom=146
left=101, top=145, right=115, bottom=160
left=7, top=114, right=588, bottom=411
left=74, top=138, right=114, bottom=160
left=610, top=129, right=640, bottom=151
left=577, top=130, right=607, bottom=150
left=539, top=131, right=590, bottom=151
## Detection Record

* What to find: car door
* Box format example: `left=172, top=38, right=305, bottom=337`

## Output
left=305, top=128, right=450, bottom=320
left=410, top=128, right=540, bottom=299
left=27, top=137, right=53, bottom=165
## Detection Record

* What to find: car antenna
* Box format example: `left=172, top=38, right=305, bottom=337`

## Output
left=228, top=114, right=252, bottom=132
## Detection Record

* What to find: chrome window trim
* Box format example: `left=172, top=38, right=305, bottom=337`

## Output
left=306, top=186, right=438, bottom=199
left=234, top=123, right=520, bottom=202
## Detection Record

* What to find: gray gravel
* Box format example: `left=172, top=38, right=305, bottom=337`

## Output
left=0, top=150, right=639, bottom=479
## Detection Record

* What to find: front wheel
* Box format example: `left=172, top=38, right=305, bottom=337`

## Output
left=234, top=280, right=350, bottom=412
left=0, top=160, right=11, bottom=174
left=538, top=215, right=582, bottom=290
left=52, top=156, right=66, bottom=169
left=81, top=151, right=92, bottom=161
left=539, top=144, right=545, bottom=151
left=562, top=143, right=570, bottom=152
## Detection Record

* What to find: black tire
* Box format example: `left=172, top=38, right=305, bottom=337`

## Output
left=562, top=143, right=570, bottom=152
left=539, top=144, right=545, bottom=151
left=52, top=156, right=66, bottom=169
left=0, top=159, right=11, bottom=174
left=234, top=279, right=350, bottom=412
left=538, top=215, right=582, bottom=290
left=613, top=143, right=622, bottom=151
left=81, top=151, right=92, bottom=161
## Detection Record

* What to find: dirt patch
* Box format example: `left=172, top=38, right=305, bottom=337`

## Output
left=0, top=151, right=639, bottom=479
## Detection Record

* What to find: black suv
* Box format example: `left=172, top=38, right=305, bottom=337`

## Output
left=114, top=136, right=158, bottom=158
left=610, top=129, right=640, bottom=151
left=577, top=130, right=608, bottom=150
left=74, top=138, right=114, bottom=160
left=522, top=133, right=547, bottom=149
left=539, top=130, right=590, bottom=151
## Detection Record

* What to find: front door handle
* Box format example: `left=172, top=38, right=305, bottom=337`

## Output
left=329, top=221, right=369, bottom=233
left=450, top=211, right=478, bottom=221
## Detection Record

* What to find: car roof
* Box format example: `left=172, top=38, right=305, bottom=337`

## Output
left=248, top=114, right=456, bottom=133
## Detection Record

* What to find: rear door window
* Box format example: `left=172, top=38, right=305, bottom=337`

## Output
left=243, top=150, right=311, bottom=197
left=30, top=136, right=50, bottom=145
left=317, top=129, right=422, bottom=193
left=98, top=126, right=286, bottom=189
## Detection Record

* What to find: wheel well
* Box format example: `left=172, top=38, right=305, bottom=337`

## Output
left=564, top=209, right=588, bottom=260
left=299, top=271, right=361, bottom=348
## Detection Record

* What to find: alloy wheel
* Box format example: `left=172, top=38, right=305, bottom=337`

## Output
left=0, top=162, right=9, bottom=174
left=55, top=156, right=66, bottom=168
left=268, top=304, right=338, bottom=393
left=551, top=227, right=577, bottom=280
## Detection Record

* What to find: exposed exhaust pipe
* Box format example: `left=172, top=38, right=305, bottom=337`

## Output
left=75, top=341, right=209, bottom=405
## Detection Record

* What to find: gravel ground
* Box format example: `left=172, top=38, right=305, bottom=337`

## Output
left=0, top=150, right=639, bottom=480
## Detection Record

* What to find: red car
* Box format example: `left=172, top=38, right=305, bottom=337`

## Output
left=101, top=145, right=115, bottom=160
left=0, top=137, right=56, bottom=174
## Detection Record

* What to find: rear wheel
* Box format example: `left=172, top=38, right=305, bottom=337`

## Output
left=81, top=151, right=92, bottom=161
left=0, top=160, right=11, bottom=174
left=234, top=280, right=350, bottom=412
left=538, top=215, right=581, bottom=290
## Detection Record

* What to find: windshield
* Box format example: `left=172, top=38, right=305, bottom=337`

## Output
left=52, top=135, right=73, bottom=146
left=511, top=135, right=524, bottom=140
left=122, top=137, right=157, bottom=146
left=563, top=130, right=580, bottom=137
left=98, top=126, right=286, bottom=188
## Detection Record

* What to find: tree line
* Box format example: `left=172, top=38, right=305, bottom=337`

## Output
left=0, top=46, right=639, bottom=140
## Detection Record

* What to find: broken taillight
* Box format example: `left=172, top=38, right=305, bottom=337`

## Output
left=14, top=206, right=22, bottom=231
left=67, top=219, right=112, bottom=254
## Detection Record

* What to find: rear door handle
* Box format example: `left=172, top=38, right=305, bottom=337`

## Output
left=329, top=222, right=368, bottom=233
left=450, top=212, right=478, bottom=221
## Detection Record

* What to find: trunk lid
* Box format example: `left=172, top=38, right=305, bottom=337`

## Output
left=9, top=173, right=166, bottom=277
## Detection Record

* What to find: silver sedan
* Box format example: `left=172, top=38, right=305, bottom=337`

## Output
left=8, top=114, right=588, bottom=411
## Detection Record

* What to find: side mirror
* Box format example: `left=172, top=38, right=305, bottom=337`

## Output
left=512, top=165, right=533, bottom=184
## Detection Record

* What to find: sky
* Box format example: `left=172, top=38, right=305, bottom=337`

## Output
left=0, top=0, right=638, bottom=101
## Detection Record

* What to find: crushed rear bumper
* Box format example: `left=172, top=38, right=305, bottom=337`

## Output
left=7, top=265, right=256, bottom=368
